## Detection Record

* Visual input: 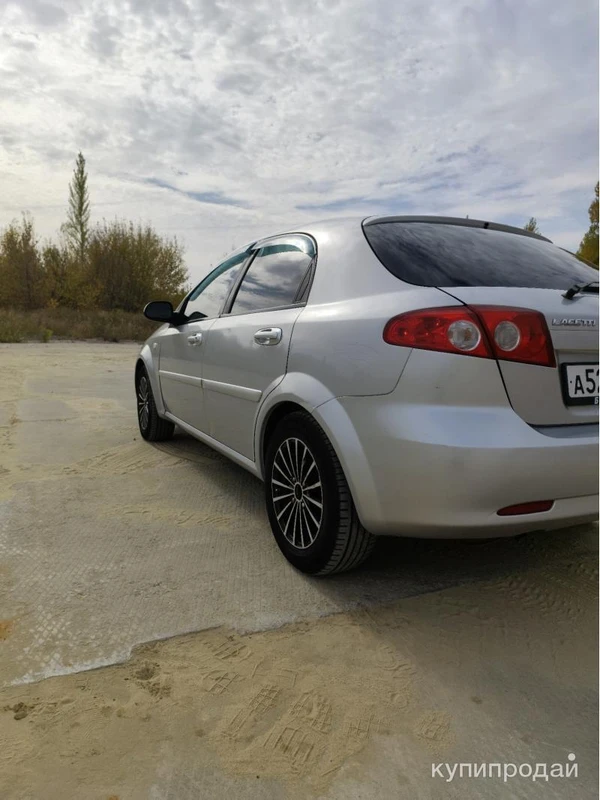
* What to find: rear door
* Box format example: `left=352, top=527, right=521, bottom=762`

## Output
left=201, top=235, right=315, bottom=459
left=363, top=219, right=599, bottom=426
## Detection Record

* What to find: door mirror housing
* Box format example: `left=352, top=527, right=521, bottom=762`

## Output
left=143, top=301, right=186, bottom=325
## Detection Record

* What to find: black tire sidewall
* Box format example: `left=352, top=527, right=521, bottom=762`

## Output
left=265, top=415, right=344, bottom=574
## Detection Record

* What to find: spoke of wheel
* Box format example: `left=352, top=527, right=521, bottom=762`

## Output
left=272, top=491, right=294, bottom=503
left=300, top=505, right=311, bottom=547
left=276, top=499, right=294, bottom=522
left=283, top=500, right=295, bottom=538
left=280, top=446, right=294, bottom=482
left=294, top=439, right=301, bottom=484
left=303, top=500, right=320, bottom=532
left=273, top=463, right=294, bottom=488
left=299, top=442, right=308, bottom=482
left=303, top=459, right=316, bottom=482
left=273, top=476, right=293, bottom=491
left=276, top=449, right=295, bottom=484
left=292, top=503, right=300, bottom=547
left=303, top=480, right=321, bottom=492
left=285, top=440, right=296, bottom=481
left=304, top=494, right=323, bottom=510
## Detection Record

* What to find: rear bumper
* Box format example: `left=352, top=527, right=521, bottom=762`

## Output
left=317, top=396, right=599, bottom=538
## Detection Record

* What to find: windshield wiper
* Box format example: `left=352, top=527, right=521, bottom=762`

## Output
left=563, top=280, right=599, bottom=300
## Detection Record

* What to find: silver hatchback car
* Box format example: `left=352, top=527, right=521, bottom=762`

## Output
left=136, top=216, right=599, bottom=575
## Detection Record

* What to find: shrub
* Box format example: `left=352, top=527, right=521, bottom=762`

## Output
left=0, top=308, right=156, bottom=342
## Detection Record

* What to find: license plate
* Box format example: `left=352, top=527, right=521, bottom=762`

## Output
left=561, top=363, right=599, bottom=406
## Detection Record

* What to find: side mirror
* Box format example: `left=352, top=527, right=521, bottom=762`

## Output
left=143, top=301, right=175, bottom=322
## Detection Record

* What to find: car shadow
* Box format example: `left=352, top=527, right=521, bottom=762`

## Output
left=151, top=430, right=598, bottom=607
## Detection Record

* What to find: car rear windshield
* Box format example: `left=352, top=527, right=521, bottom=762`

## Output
left=363, top=221, right=599, bottom=289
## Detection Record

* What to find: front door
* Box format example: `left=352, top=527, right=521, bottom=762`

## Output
left=201, top=235, right=316, bottom=460
left=157, top=250, right=250, bottom=431
left=158, top=318, right=214, bottom=430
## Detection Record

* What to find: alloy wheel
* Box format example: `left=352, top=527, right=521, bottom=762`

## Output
left=271, top=437, right=323, bottom=549
left=137, top=375, right=150, bottom=432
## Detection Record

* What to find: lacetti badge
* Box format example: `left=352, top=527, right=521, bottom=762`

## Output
left=551, top=318, right=596, bottom=327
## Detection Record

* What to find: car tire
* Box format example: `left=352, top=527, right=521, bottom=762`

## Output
left=265, top=411, right=375, bottom=575
left=136, top=365, right=175, bottom=442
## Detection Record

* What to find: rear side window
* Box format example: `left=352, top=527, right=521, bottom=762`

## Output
left=229, top=237, right=314, bottom=315
left=363, top=222, right=598, bottom=289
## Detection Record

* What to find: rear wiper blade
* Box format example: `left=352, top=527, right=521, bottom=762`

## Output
left=563, top=280, right=599, bottom=300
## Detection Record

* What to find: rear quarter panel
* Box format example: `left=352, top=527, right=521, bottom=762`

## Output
left=286, top=221, right=464, bottom=398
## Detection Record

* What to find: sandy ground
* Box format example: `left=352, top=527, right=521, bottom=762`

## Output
left=0, top=342, right=598, bottom=799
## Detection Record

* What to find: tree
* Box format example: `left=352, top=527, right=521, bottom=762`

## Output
left=576, top=183, right=599, bottom=268
left=0, top=215, right=47, bottom=308
left=523, top=217, right=541, bottom=234
left=43, top=243, right=98, bottom=309
left=63, top=152, right=91, bottom=262
left=87, top=220, right=188, bottom=311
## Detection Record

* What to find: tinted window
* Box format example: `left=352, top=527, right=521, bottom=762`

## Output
left=184, top=252, right=248, bottom=320
left=363, top=222, right=598, bottom=289
left=229, top=238, right=314, bottom=315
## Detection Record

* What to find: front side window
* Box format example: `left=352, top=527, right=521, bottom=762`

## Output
left=229, top=236, right=315, bottom=315
left=183, top=251, right=248, bottom=320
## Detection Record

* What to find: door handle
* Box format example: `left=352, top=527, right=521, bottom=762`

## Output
left=187, top=332, right=203, bottom=346
left=254, top=327, right=282, bottom=346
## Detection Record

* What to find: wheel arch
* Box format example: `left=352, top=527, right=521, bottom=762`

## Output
left=256, top=391, right=380, bottom=533
left=261, top=398, right=377, bottom=575
left=259, top=400, right=307, bottom=478
left=136, top=343, right=166, bottom=416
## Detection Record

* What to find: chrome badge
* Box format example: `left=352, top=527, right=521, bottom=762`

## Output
left=551, top=318, right=596, bottom=327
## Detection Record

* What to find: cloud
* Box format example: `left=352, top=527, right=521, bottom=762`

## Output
left=0, top=0, right=597, bottom=282
left=17, top=0, right=68, bottom=27
left=140, top=176, right=248, bottom=207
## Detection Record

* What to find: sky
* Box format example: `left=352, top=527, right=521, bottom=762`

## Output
left=0, top=0, right=598, bottom=285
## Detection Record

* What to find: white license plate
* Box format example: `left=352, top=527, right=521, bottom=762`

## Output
left=562, top=363, right=599, bottom=406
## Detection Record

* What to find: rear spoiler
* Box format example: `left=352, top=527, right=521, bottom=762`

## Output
left=362, top=215, right=552, bottom=243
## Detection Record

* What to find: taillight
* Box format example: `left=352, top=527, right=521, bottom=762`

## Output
left=472, top=306, right=556, bottom=367
left=384, top=306, right=556, bottom=367
left=383, top=307, right=492, bottom=358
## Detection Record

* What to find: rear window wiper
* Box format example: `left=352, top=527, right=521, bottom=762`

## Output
left=562, top=280, right=599, bottom=300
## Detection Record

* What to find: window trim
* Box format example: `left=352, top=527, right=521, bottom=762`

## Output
left=222, top=233, right=318, bottom=317
left=222, top=250, right=259, bottom=316
left=295, top=256, right=316, bottom=304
